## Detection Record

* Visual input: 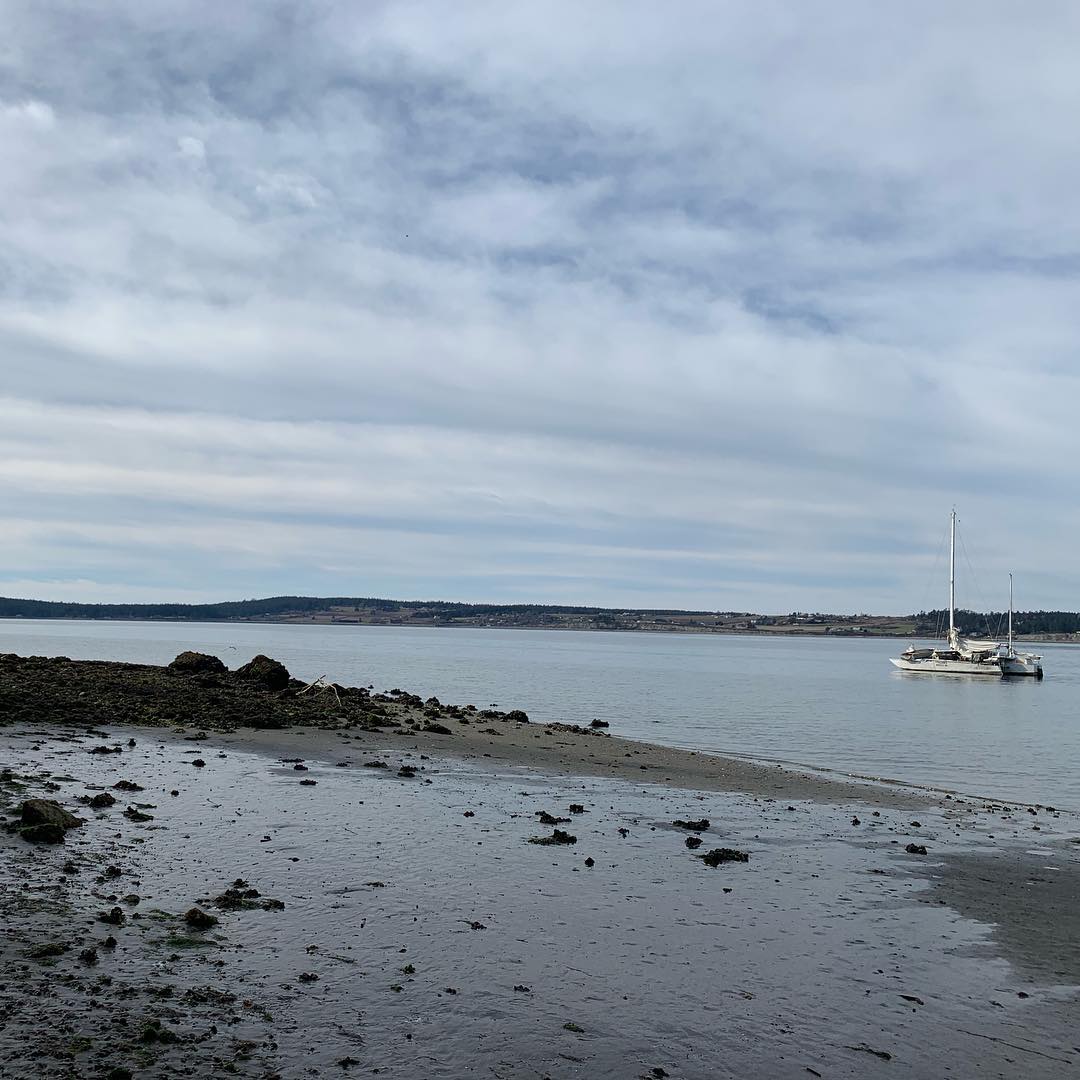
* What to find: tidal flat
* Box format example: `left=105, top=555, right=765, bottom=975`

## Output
left=1, top=654, right=1078, bottom=1078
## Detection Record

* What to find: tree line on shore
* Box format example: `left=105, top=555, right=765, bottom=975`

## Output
left=916, top=608, right=1080, bottom=636
left=0, top=595, right=687, bottom=621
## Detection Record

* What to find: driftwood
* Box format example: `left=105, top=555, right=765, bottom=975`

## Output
left=298, top=675, right=342, bottom=705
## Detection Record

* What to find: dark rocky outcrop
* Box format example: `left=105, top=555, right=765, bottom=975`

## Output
left=167, top=651, right=227, bottom=676
left=0, top=652, right=523, bottom=740
left=233, top=654, right=290, bottom=692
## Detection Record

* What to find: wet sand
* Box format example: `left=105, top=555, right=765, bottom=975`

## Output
left=371, top=720, right=938, bottom=807
left=2, top=654, right=1079, bottom=1077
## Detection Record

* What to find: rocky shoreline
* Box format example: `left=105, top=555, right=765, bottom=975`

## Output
left=0, top=650, right=528, bottom=737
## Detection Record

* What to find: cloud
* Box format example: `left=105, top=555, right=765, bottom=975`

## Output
left=0, top=1, right=1078, bottom=611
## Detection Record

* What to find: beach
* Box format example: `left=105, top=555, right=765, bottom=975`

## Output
left=1, top=653, right=1078, bottom=1078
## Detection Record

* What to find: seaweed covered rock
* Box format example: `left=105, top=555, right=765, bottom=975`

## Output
left=699, top=847, right=749, bottom=867
left=16, top=799, right=84, bottom=841
left=233, top=654, right=290, bottom=692
left=184, top=907, right=219, bottom=930
left=167, top=651, right=227, bottom=676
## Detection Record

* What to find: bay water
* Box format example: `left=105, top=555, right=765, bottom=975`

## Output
left=2, top=619, right=1077, bottom=808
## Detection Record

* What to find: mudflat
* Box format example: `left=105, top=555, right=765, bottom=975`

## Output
left=2, top=651, right=1078, bottom=1079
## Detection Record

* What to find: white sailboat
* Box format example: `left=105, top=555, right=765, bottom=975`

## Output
left=891, top=511, right=1043, bottom=678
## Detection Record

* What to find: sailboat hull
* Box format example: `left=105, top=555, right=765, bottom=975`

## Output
left=1000, top=656, right=1043, bottom=678
left=890, top=657, right=1003, bottom=676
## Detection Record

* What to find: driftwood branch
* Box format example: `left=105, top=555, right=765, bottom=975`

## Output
left=298, top=675, right=342, bottom=705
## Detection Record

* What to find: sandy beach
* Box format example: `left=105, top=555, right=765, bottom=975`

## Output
left=2, top=653, right=1078, bottom=1078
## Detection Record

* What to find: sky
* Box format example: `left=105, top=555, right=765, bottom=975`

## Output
left=2, top=1, right=1079, bottom=614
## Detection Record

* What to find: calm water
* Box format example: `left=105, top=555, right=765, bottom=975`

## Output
left=3, top=619, right=1078, bottom=807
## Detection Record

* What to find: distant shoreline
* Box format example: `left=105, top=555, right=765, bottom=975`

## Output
left=0, top=613, right=1073, bottom=644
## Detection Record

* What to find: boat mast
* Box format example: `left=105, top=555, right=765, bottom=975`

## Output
left=948, top=509, right=956, bottom=646
left=1008, top=573, right=1014, bottom=654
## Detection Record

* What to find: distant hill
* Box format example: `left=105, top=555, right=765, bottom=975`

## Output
left=0, top=596, right=1076, bottom=638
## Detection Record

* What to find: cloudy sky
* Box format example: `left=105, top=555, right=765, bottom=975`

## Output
left=2, top=2, right=1079, bottom=613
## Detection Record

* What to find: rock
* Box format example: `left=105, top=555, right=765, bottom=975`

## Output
left=293, top=763, right=308, bottom=771
left=299, top=779, right=317, bottom=786
left=168, top=651, right=228, bottom=675
left=568, top=804, right=585, bottom=814
left=298, top=972, right=319, bottom=983
left=102, top=936, right=118, bottom=949
left=113, top=780, right=144, bottom=792
left=234, top=654, right=290, bottom=691
left=210, top=881, right=284, bottom=912
left=423, top=722, right=453, bottom=735
left=20, top=799, right=84, bottom=830
left=98, top=907, right=126, bottom=926
left=90, top=792, right=116, bottom=809
left=537, top=811, right=571, bottom=825
left=191, top=759, right=206, bottom=768
left=905, top=843, right=928, bottom=855
left=589, top=719, right=609, bottom=728
left=584, top=857, right=595, bottom=867
left=398, top=765, right=417, bottom=778
left=89, top=745, right=122, bottom=754
left=528, top=829, right=577, bottom=846
left=685, top=836, right=703, bottom=850
left=699, top=848, right=749, bottom=866
left=105, top=1069, right=133, bottom=1080
left=123, top=806, right=153, bottom=822
left=673, top=818, right=709, bottom=831
left=184, top=907, right=218, bottom=930
left=19, top=823, right=68, bottom=844
left=140, top=1019, right=179, bottom=1044
left=505, top=710, right=529, bottom=722
left=363, top=760, right=389, bottom=769
left=78, top=947, right=99, bottom=965
left=28, top=942, right=69, bottom=959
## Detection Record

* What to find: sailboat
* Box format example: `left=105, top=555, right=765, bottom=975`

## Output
left=891, top=511, right=1043, bottom=678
